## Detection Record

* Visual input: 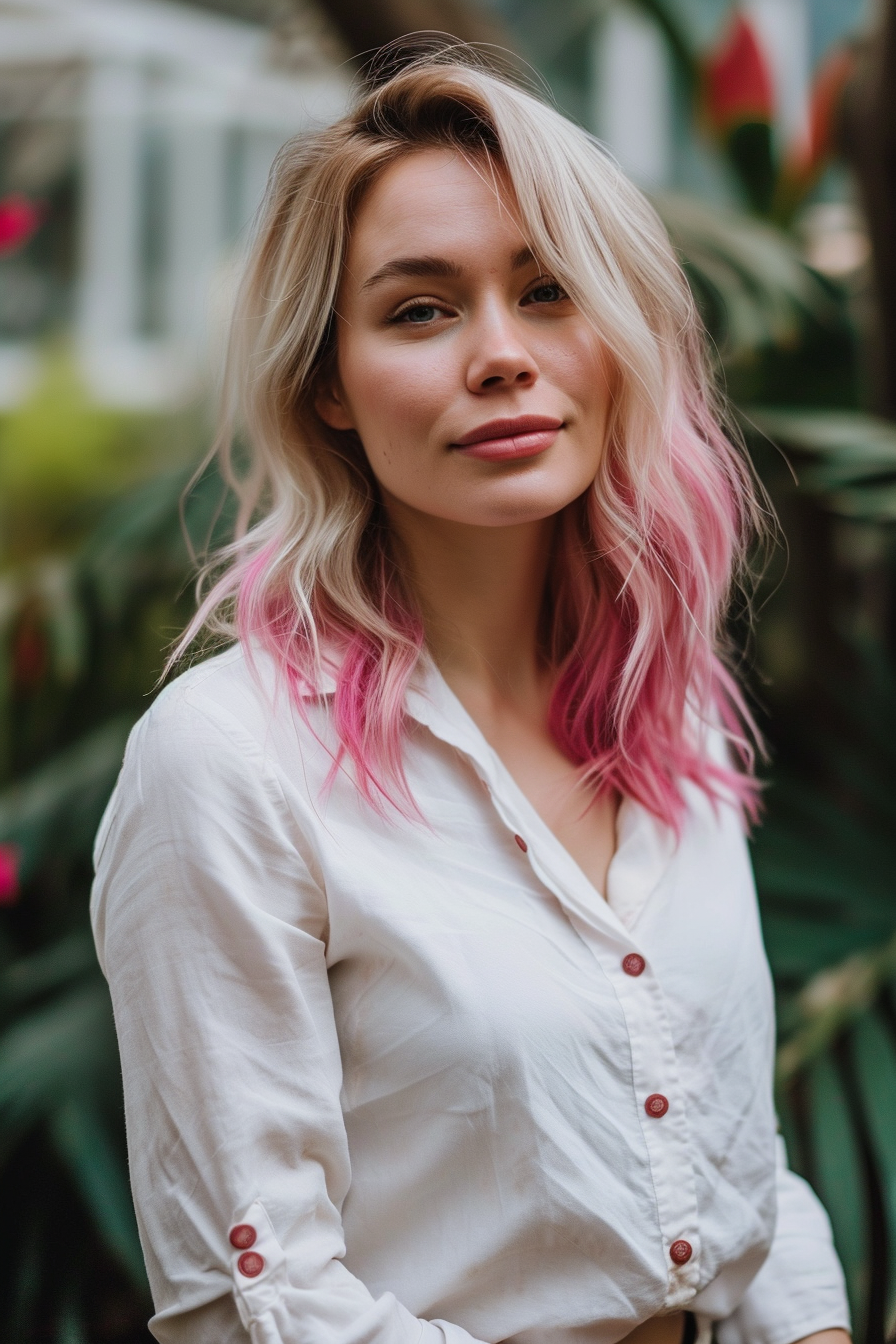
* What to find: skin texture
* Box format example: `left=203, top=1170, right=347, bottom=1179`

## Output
left=317, top=146, right=620, bottom=900
left=317, top=147, right=851, bottom=1344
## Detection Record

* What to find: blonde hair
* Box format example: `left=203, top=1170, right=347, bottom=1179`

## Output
left=175, top=45, right=762, bottom=827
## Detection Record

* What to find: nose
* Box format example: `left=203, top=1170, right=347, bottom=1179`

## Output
left=465, top=301, right=539, bottom=394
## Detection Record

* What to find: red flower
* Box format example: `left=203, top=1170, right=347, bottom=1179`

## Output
left=705, top=12, right=775, bottom=132
left=802, top=45, right=855, bottom=177
left=0, top=844, right=20, bottom=906
left=777, top=43, right=856, bottom=208
left=12, top=619, right=47, bottom=691
left=0, top=193, right=44, bottom=256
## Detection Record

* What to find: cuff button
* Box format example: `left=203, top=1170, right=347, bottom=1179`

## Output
left=237, top=1251, right=265, bottom=1277
left=229, top=1224, right=257, bottom=1250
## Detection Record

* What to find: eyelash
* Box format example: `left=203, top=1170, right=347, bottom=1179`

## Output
left=388, top=277, right=569, bottom=325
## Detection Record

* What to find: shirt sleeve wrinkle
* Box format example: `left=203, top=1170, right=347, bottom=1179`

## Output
left=92, top=664, right=849, bottom=1344
left=91, top=684, right=487, bottom=1344
left=715, top=1137, right=851, bottom=1344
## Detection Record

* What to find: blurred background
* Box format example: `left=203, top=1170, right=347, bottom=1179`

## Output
left=1, top=0, right=895, bottom=1339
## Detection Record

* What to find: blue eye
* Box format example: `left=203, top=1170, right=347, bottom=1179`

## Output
left=397, top=304, right=441, bottom=323
left=528, top=282, right=565, bottom=304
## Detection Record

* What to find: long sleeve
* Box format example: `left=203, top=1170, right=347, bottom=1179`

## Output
left=715, top=1137, right=851, bottom=1344
left=90, top=686, right=484, bottom=1344
left=91, top=647, right=849, bottom=1344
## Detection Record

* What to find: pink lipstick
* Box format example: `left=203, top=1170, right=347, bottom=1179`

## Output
left=451, top=415, right=563, bottom=462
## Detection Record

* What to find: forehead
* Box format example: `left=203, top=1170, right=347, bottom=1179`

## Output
left=346, top=148, right=529, bottom=273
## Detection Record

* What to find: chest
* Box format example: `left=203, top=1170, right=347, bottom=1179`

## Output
left=470, top=707, right=620, bottom=898
left=312, top=742, right=771, bottom=1117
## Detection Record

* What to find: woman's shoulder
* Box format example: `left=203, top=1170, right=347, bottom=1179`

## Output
left=144, top=641, right=275, bottom=736
left=91, top=644, right=331, bottom=966
left=92, top=643, right=331, bottom=887
left=111, top=642, right=334, bottom=823
left=138, top=641, right=325, bottom=758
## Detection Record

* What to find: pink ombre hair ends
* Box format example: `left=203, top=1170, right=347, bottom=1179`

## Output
left=173, top=48, right=765, bottom=830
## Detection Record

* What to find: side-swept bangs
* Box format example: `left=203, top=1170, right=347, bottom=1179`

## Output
left=173, top=47, right=764, bottom=830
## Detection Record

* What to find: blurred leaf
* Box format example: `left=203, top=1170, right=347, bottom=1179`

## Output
left=850, top=1011, right=896, bottom=1303
left=0, top=978, right=114, bottom=1141
left=776, top=934, right=896, bottom=1085
left=760, top=643, right=896, bottom=1331
left=0, top=717, right=131, bottom=882
left=757, top=648, right=896, bottom=990
left=0, top=931, right=97, bottom=1007
left=747, top=406, right=896, bottom=480
left=38, top=559, right=88, bottom=685
left=655, top=193, right=838, bottom=363
left=744, top=406, right=896, bottom=521
left=0, top=350, right=141, bottom=501
left=806, top=1052, right=869, bottom=1323
left=55, top=1294, right=89, bottom=1344
left=50, top=1097, right=147, bottom=1290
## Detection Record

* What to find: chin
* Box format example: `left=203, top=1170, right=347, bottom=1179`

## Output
left=462, top=482, right=588, bottom=527
left=446, top=500, right=579, bottom=528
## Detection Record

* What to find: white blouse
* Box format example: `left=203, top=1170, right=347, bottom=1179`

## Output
left=91, top=644, right=849, bottom=1344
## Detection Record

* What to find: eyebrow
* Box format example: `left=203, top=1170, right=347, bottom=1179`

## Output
left=361, top=246, right=537, bottom=292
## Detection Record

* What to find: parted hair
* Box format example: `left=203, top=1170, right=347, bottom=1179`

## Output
left=173, top=43, right=763, bottom=828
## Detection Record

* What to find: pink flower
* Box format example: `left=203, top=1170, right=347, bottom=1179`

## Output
left=0, top=844, right=20, bottom=905
left=0, top=194, right=43, bottom=256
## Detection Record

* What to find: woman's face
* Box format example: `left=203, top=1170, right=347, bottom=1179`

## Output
left=317, top=148, right=612, bottom=529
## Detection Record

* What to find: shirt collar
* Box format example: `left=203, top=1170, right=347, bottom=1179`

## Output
left=406, top=656, right=677, bottom=932
left=290, top=642, right=675, bottom=929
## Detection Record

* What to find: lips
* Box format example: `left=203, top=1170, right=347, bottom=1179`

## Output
left=450, top=415, right=563, bottom=462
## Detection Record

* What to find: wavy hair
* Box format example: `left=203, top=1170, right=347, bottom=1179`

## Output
left=173, top=46, right=764, bottom=829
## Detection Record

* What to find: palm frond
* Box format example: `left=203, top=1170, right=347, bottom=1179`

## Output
left=745, top=407, right=896, bottom=519
left=655, top=193, right=839, bottom=363
left=0, top=718, right=132, bottom=883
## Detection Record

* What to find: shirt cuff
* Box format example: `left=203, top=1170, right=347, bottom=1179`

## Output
left=715, top=1233, right=851, bottom=1344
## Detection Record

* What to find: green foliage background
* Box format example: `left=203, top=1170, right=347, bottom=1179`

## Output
left=2, top=5, right=896, bottom=1340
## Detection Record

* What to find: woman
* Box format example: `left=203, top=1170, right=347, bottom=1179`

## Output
left=91, top=49, right=851, bottom=1344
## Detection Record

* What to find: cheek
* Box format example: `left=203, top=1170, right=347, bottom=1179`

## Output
left=549, top=329, right=610, bottom=411
left=339, top=337, right=452, bottom=459
left=558, top=339, right=613, bottom=464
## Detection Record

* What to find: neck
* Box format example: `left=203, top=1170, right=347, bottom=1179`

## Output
left=383, top=495, right=555, bottom=705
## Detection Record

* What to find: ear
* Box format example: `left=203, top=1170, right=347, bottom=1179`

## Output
left=314, top=377, right=356, bottom=432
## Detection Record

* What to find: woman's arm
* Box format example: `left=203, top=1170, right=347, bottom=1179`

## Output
left=91, top=684, right=487, bottom=1344
left=794, top=1333, right=850, bottom=1344
left=714, top=1139, right=851, bottom=1344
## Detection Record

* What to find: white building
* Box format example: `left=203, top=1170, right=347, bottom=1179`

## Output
left=0, top=0, right=348, bottom=407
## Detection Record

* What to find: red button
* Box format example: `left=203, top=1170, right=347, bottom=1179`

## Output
left=237, top=1251, right=265, bottom=1277
left=229, top=1224, right=256, bottom=1250
left=645, top=1093, right=669, bottom=1118
left=622, top=953, right=645, bottom=976
left=670, top=1240, right=692, bottom=1265
left=514, top=834, right=528, bottom=852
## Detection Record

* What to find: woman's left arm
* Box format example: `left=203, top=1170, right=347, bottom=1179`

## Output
left=715, top=1137, right=851, bottom=1344
left=793, top=1334, right=850, bottom=1344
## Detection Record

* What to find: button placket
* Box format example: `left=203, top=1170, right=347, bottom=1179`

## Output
left=505, top=812, right=701, bottom=1299
left=617, top=965, right=701, bottom=1303
left=406, top=675, right=702, bottom=1300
